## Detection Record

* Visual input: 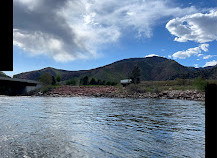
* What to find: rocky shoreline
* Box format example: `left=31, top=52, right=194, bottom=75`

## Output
left=34, top=85, right=205, bottom=101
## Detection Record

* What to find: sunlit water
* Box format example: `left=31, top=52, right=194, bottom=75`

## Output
left=0, top=96, right=205, bottom=158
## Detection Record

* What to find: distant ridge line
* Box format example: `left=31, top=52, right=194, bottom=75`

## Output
left=13, top=56, right=217, bottom=82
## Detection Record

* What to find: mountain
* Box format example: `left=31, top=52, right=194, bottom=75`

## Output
left=13, top=67, right=87, bottom=81
left=171, top=65, right=217, bottom=80
left=13, top=56, right=217, bottom=82
left=0, top=72, right=10, bottom=78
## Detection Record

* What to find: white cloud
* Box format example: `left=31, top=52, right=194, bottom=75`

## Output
left=200, top=43, right=209, bottom=52
left=13, top=29, right=77, bottom=62
left=166, top=11, right=217, bottom=43
left=203, top=55, right=213, bottom=59
left=13, top=0, right=199, bottom=62
left=145, top=54, right=159, bottom=58
left=204, top=60, right=217, bottom=67
left=194, top=64, right=199, bottom=68
left=172, top=44, right=209, bottom=59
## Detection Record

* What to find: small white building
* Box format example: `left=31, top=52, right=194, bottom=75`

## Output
left=120, top=79, right=132, bottom=86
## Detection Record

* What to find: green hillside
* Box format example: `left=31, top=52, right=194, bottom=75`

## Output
left=13, top=56, right=216, bottom=82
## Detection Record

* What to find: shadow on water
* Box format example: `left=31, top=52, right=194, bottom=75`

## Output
left=0, top=96, right=205, bottom=158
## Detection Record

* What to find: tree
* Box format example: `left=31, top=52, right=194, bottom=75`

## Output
left=97, top=79, right=102, bottom=85
left=102, top=80, right=106, bottom=85
left=89, top=78, right=97, bottom=85
left=0, top=71, right=8, bottom=77
left=130, top=66, right=141, bottom=84
left=52, top=76, right=56, bottom=85
left=106, top=81, right=117, bottom=86
left=66, top=79, right=76, bottom=85
left=38, top=73, right=56, bottom=85
left=82, top=76, right=89, bottom=85
left=111, top=82, right=117, bottom=86
left=80, top=78, right=83, bottom=85
left=106, top=81, right=111, bottom=85
left=97, top=79, right=105, bottom=85
left=56, top=74, right=61, bottom=82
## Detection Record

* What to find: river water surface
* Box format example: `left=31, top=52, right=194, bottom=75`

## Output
left=0, top=96, right=205, bottom=158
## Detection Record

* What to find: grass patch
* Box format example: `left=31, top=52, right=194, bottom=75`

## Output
left=126, top=79, right=215, bottom=92
left=40, top=85, right=60, bottom=94
left=193, top=78, right=208, bottom=91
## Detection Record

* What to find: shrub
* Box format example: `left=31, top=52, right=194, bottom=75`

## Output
left=106, top=81, right=117, bottom=86
left=176, top=78, right=186, bottom=85
left=111, top=82, right=117, bottom=86
left=40, top=85, right=54, bottom=94
left=152, top=87, right=160, bottom=93
left=38, top=73, right=56, bottom=85
left=97, top=79, right=106, bottom=85
left=126, top=84, right=145, bottom=93
left=66, top=79, right=76, bottom=85
left=193, top=77, right=208, bottom=91
left=146, top=87, right=151, bottom=92
left=56, top=74, right=61, bottom=82
left=106, top=81, right=112, bottom=85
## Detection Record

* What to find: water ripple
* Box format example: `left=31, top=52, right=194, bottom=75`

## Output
left=0, top=97, right=205, bottom=158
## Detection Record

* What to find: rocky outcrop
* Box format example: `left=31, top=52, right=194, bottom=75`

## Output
left=38, top=85, right=119, bottom=97
left=129, top=90, right=205, bottom=101
left=34, top=85, right=205, bottom=101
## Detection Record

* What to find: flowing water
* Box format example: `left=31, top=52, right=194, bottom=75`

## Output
left=0, top=96, right=205, bottom=158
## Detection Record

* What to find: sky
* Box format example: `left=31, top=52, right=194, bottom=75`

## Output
left=5, top=0, right=217, bottom=77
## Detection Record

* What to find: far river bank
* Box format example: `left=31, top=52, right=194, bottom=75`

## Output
left=33, top=85, right=205, bottom=101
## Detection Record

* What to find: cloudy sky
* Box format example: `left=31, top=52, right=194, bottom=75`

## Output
left=6, top=0, right=217, bottom=76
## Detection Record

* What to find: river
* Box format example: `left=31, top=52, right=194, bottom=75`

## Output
left=0, top=96, right=205, bottom=158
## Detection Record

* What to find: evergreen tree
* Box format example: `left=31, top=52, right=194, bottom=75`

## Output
left=89, top=78, right=97, bottom=85
left=102, top=80, right=106, bottom=85
left=52, top=76, right=56, bottom=85
left=97, top=79, right=102, bottom=85
left=130, top=66, right=141, bottom=84
left=82, top=76, right=89, bottom=85
left=80, top=78, right=83, bottom=85
left=106, top=81, right=111, bottom=85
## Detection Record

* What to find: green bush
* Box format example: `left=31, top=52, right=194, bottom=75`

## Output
left=97, top=79, right=106, bottom=85
left=176, top=78, right=186, bottom=85
left=106, top=81, right=117, bottom=86
left=40, top=85, right=54, bottom=93
left=56, top=74, right=61, bottom=82
left=66, top=79, right=76, bottom=85
left=146, top=87, right=151, bottom=92
left=126, top=84, right=145, bottom=93
left=193, top=77, right=208, bottom=91
left=152, top=86, right=160, bottom=93
left=38, top=73, right=56, bottom=85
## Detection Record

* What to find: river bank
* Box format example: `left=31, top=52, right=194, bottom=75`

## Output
left=33, top=85, right=205, bottom=101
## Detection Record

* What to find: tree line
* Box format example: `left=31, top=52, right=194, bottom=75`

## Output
left=72, top=76, right=117, bottom=86
left=38, top=73, right=117, bottom=86
left=38, top=65, right=142, bottom=86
